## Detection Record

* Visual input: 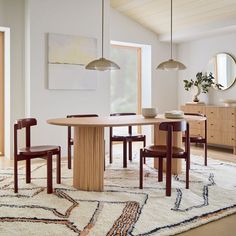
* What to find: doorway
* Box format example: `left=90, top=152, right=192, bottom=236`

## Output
left=0, top=31, right=4, bottom=156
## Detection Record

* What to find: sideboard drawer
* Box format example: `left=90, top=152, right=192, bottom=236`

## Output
left=221, top=132, right=235, bottom=146
left=208, top=120, right=235, bottom=131
left=219, top=107, right=236, bottom=121
left=208, top=130, right=221, bottom=144
left=206, top=107, right=219, bottom=119
left=189, top=128, right=203, bottom=137
left=207, top=130, right=235, bottom=146
left=208, top=120, right=220, bottom=130
left=188, top=120, right=204, bottom=130
left=221, top=122, right=236, bottom=131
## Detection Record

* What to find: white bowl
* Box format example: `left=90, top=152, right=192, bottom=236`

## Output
left=142, top=108, right=158, bottom=118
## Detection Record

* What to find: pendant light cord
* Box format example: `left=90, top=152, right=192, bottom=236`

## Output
left=170, top=0, right=173, bottom=59
left=156, top=0, right=186, bottom=70
left=101, top=0, right=104, bottom=58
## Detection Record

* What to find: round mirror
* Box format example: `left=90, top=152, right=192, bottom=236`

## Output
left=207, top=53, right=236, bottom=90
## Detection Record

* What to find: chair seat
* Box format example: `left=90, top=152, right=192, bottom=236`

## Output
left=143, top=145, right=185, bottom=157
left=19, top=145, right=60, bottom=156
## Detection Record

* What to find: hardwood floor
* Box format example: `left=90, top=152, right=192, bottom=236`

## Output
left=1, top=145, right=236, bottom=235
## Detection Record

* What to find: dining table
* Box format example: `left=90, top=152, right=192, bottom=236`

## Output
left=47, top=114, right=205, bottom=192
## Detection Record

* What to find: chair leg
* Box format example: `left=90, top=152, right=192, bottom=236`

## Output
left=128, top=141, right=132, bottom=161
left=68, top=144, right=71, bottom=169
left=143, top=138, right=146, bottom=164
left=188, top=156, right=191, bottom=170
left=204, top=143, right=207, bottom=166
left=109, top=140, right=113, bottom=164
left=166, top=156, right=172, bottom=197
left=143, top=158, right=146, bottom=164
left=158, top=158, right=163, bottom=182
left=14, top=160, right=18, bottom=193
left=47, top=152, right=53, bottom=194
left=123, top=140, right=127, bottom=168
left=186, top=157, right=189, bottom=189
left=26, top=159, right=31, bottom=183
left=139, top=149, right=143, bottom=189
left=57, top=150, right=61, bottom=184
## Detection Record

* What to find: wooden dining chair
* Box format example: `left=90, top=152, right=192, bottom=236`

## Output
left=14, top=118, right=61, bottom=194
left=182, top=113, right=207, bottom=166
left=67, top=114, right=98, bottom=169
left=110, top=113, right=146, bottom=168
left=140, top=121, right=190, bottom=197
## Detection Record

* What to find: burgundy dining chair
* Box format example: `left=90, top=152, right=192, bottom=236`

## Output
left=140, top=121, right=190, bottom=197
left=110, top=113, right=146, bottom=168
left=14, top=118, right=61, bottom=194
left=182, top=113, right=207, bottom=166
left=67, top=114, right=98, bottom=169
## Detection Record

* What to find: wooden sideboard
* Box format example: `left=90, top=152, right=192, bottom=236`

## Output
left=181, top=104, right=236, bottom=154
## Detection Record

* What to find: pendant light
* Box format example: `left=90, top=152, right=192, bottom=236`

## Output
left=85, top=0, right=120, bottom=71
left=156, top=0, right=186, bottom=71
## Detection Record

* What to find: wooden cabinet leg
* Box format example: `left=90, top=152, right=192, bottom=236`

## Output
left=234, top=147, right=236, bottom=155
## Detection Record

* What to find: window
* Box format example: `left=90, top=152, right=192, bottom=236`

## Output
left=110, top=45, right=141, bottom=114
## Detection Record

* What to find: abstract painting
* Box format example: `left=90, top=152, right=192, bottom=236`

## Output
left=48, top=33, right=97, bottom=90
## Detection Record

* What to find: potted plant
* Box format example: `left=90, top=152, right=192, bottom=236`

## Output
left=183, top=72, right=223, bottom=102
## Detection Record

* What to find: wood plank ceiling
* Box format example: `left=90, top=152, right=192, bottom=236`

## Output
left=110, top=0, right=236, bottom=42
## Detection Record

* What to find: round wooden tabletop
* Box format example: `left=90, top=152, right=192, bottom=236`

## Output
left=47, top=114, right=206, bottom=127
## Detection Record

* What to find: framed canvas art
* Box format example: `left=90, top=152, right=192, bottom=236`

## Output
left=48, top=33, right=97, bottom=90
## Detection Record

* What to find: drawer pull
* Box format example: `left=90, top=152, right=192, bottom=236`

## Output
left=232, top=138, right=234, bottom=141
left=232, top=113, right=234, bottom=115
left=232, top=125, right=235, bottom=128
left=210, top=124, right=213, bottom=126
left=211, top=112, right=214, bottom=114
left=211, top=135, right=214, bottom=138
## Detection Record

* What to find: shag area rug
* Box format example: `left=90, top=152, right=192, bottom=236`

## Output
left=0, top=147, right=236, bottom=236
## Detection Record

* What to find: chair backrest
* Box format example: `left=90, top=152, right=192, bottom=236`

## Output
left=159, top=121, right=187, bottom=132
left=67, top=114, right=98, bottom=118
left=14, top=118, right=37, bottom=156
left=159, top=121, right=190, bottom=155
left=110, top=113, right=136, bottom=136
left=110, top=113, right=136, bottom=117
left=184, top=112, right=205, bottom=117
left=67, top=114, right=98, bottom=141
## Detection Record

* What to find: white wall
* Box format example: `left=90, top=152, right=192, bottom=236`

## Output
left=177, top=32, right=236, bottom=106
left=0, top=0, right=25, bottom=158
left=110, top=8, right=179, bottom=113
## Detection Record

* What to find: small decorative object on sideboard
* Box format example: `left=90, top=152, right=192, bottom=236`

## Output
left=183, top=72, right=223, bottom=102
